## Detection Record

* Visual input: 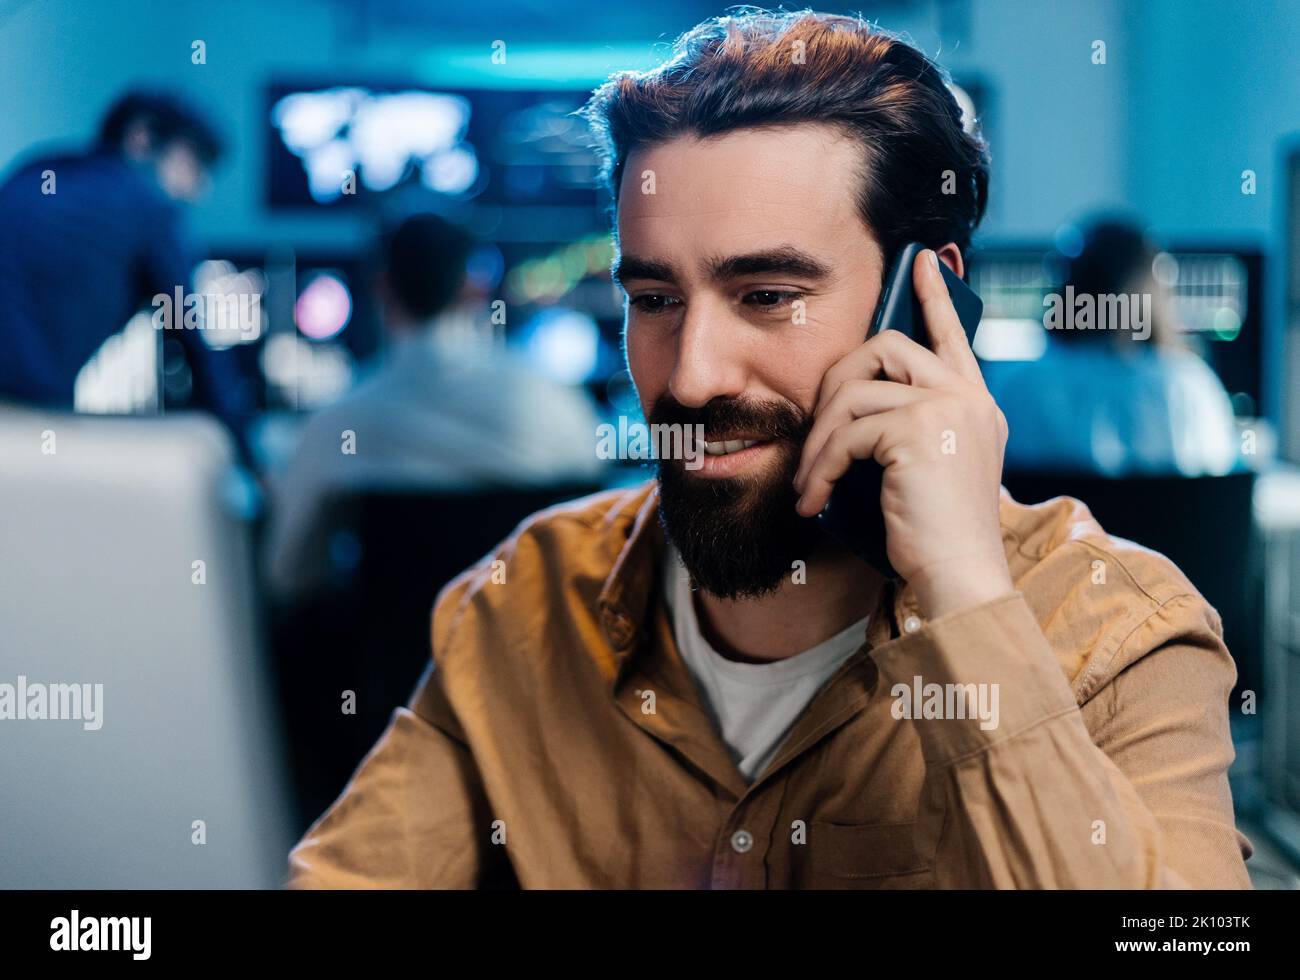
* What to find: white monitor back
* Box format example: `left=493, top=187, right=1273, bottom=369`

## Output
left=0, top=405, right=293, bottom=888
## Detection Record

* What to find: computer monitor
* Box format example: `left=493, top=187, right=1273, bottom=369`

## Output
left=266, top=82, right=603, bottom=211
left=968, top=244, right=1264, bottom=417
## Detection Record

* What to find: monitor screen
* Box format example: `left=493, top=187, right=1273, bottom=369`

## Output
left=266, top=82, right=603, bottom=210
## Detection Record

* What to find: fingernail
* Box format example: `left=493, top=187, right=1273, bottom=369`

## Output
left=929, top=249, right=941, bottom=273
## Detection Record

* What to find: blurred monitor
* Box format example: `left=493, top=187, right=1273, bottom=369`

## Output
left=235, top=251, right=375, bottom=413
left=968, top=245, right=1264, bottom=418
left=266, top=82, right=602, bottom=210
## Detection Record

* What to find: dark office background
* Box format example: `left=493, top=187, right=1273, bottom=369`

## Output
left=3, top=0, right=1300, bottom=889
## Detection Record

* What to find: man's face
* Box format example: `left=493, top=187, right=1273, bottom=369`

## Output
left=615, top=123, right=886, bottom=598
left=154, top=141, right=210, bottom=203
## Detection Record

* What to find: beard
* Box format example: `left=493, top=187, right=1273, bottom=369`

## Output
left=651, top=393, right=827, bottom=600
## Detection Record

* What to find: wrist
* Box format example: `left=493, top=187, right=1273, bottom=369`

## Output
left=907, top=552, right=1015, bottom=620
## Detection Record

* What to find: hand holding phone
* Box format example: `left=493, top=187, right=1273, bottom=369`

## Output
left=814, top=243, right=984, bottom=577
left=790, top=244, right=1003, bottom=610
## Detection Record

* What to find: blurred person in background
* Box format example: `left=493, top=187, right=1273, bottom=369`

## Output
left=0, top=89, right=253, bottom=444
left=265, top=212, right=605, bottom=600
left=984, top=217, right=1239, bottom=476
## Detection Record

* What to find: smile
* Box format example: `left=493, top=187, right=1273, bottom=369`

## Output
left=703, top=439, right=763, bottom=456
left=682, top=436, right=780, bottom=479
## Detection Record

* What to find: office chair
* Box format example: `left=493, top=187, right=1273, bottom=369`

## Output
left=271, top=482, right=606, bottom=827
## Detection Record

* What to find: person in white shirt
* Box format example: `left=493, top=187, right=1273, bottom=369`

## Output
left=265, top=213, right=606, bottom=599
left=983, top=218, right=1240, bottom=477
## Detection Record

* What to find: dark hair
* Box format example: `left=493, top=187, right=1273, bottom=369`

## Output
left=1060, top=218, right=1156, bottom=298
left=1052, top=216, right=1178, bottom=347
left=579, top=8, right=990, bottom=269
left=379, top=213, right=473, bottom=322
left=98, top=90, right=224, bottom=165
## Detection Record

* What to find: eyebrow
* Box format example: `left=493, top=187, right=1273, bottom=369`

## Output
left=611, top=245, right=832, bottom=288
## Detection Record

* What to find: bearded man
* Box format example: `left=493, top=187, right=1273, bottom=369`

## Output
left=287, top=10, right=1252, bottom=890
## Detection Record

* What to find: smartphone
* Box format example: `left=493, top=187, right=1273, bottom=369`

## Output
left=814, top=242, right=984, bottom=578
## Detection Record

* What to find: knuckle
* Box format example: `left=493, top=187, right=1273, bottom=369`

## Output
left=823, top=424, right=853, bottom=459
left=878, top=329, right=908, bottom=352
left=834, top=377, right=870, bottom=407
left=819, top=366, right=852, bottom=405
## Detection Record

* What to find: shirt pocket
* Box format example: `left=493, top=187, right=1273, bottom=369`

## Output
left=808, top=820, right=934, bottom=888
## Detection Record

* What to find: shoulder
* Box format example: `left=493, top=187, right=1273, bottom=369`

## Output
left=429, top=481, right=654, bottom=660
left=998, top=488, right=1230, bottom=703
left=1158, top=348, right=1233, bottom=399
left=291, top=374, right=396, bottom=443
left=493, top=359, right=602, bottom=426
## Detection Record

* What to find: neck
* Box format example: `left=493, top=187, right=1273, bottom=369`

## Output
left=691, top=544, right=885, bottom=663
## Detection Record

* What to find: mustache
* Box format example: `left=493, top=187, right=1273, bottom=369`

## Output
left=647, top=394, right=811, bottom=444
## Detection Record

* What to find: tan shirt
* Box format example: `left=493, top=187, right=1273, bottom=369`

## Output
left=287, top=480, right=1254, bottom=888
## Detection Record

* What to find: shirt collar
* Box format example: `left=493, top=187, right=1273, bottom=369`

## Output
left=595, top=481, right=664, bottom=677
left=594, top=480, right=905, bottom=680
left=593, top=480, right=1023, bottom=673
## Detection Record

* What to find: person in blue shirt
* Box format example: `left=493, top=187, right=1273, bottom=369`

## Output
left=983, top=218, right=1239, bottom=477
left=0, top=90, right=252, bottom=444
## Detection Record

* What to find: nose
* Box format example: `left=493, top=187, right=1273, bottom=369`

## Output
left=666, top=300, right=748, bottom=409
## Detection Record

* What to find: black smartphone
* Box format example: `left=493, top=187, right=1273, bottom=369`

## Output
left=814, top=242, right=984, bottom=578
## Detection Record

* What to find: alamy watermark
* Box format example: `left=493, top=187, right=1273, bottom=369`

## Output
left=890, top=675, right=1000, bottom=731
left=50, top=910, right=150, bottom=960
left=596, top=418, right=707, bottom=469
left=0, top=675, right=103, bottom=730
left=1043, top=286, right=1151, bottom=340
left=151, top=286, right=261, bottom=339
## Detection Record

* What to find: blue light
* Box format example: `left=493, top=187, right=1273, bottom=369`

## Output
left=517, top=307, right=600, bottom=384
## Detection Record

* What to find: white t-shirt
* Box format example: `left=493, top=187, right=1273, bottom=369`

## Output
left=661, top=542, right=871, bottom=783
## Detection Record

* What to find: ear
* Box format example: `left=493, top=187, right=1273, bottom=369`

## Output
left=935, top=242, right=965, bottom=280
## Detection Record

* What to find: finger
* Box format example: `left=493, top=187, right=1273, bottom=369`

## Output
left=794, top=413, right=889, bottom=516
left=814, top=328, right=955, bottom=421
left=794, top=378, right=924, bottom=492
left=914, top=248, right=983, bottom=385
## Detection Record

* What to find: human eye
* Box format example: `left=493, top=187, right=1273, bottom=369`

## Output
left=743, top=289, right=805, bottom=311
left=628, top=293, right=681, bottom=315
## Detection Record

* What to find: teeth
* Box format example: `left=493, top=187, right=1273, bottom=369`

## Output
left=703, top=439, right=761, bottom=456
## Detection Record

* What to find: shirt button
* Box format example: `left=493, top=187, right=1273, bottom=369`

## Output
left=730, top=830, right=754, bottom=854
left=903, top=615, right=923, bottom=634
